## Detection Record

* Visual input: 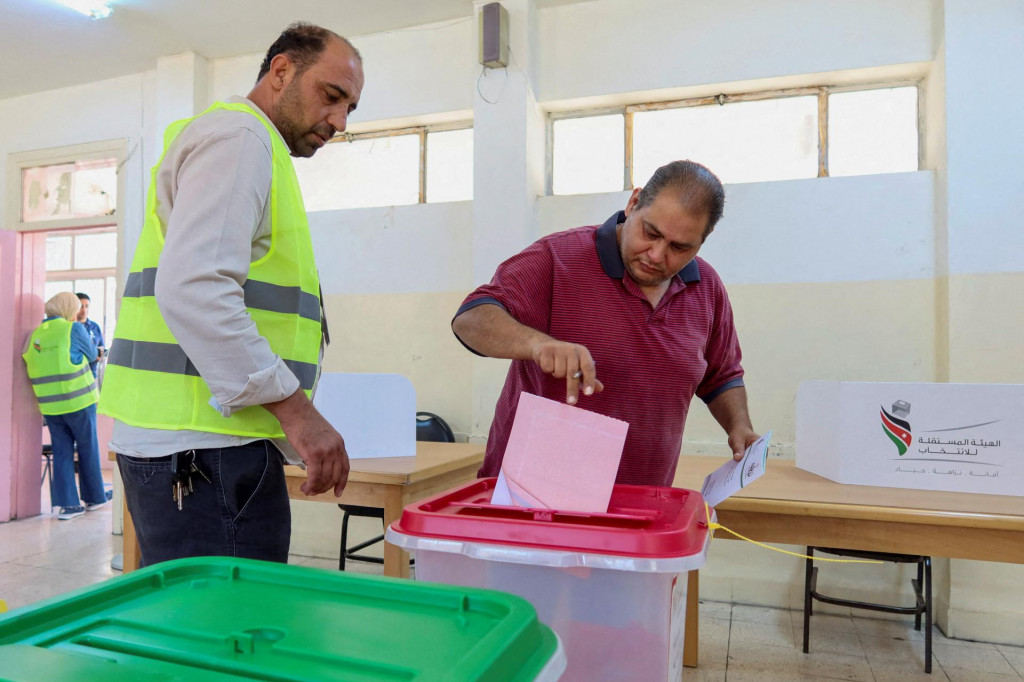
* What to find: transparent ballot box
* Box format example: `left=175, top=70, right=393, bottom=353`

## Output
left=388, top=478, right=710, bottom=682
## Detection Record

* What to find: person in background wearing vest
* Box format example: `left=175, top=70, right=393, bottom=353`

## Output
left=99, top=23, right=361, bottom=567
left=23, top=292, right=110, bottom=521
left=76, top=292, right=105, bottom=379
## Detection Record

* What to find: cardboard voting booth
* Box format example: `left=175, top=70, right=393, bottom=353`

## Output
left=312, top=372, right=415, bottom=459
left=797, top=381, right=1023, bottom=496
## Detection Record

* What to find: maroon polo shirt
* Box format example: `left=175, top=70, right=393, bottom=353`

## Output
left=455, top=210, right=745, bottom=486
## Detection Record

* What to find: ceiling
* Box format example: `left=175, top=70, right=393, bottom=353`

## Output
left=1, top=0, right=584, bottom=101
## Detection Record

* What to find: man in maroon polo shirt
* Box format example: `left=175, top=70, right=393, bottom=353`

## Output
left=452, top=160, right=758, bottom=487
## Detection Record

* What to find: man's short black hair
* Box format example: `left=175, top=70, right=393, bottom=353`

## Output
left=76, top=292, right=90, bottom=301
left=635, top=160, right=725, bottom=241
left=256, top=22, right=360, bottom=84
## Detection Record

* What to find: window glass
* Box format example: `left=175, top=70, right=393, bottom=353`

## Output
left=73, top=278, right=105, bottom=328
left=72, top=158, right=118, bottom=218
left=44, top=281, right=72, bottom=304
left=828, top=86, right=918, bottom=177
left=22, top=158, right=117, bottom=222
left=23, top=163, right=74, bottom=222
left=632, top=96, right=818, bottom=186
left=426, top=129, right=474, bottom=203
left=46, top=236, right=72, bottom=270
left=45, top=229, right=117, bottom=331
left=552, top=114, right=625, bottom=195
left=74, top=233, right=118, bottom=270
left=294, top=134, right=420, bottom=211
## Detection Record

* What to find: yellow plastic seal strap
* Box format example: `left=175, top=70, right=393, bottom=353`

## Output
left=703, top=500, right=882, bottom=564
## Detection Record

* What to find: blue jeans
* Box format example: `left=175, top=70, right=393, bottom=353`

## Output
left=116, top=440, right=291, bottom=568
left=44, top=404, right=105, bottom=508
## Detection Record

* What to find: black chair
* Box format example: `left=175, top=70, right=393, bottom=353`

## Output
left=337, top=412, right=456, bottom=571
left=41, top=444, right=53, bottom=488
left=41, top=443, right=78, bottom=489
left=803, top=547, right=932, bottom=673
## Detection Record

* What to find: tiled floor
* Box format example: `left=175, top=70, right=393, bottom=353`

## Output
left=689, top=602, right=1024, bottom=682
left=2, top=480, right=1023, bottom=681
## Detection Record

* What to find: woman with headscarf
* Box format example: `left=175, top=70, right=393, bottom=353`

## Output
left=22, top=292, right=109, bottom=520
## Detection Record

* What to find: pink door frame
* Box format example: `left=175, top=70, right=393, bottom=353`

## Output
left=0, top=229, right=46, bottom=522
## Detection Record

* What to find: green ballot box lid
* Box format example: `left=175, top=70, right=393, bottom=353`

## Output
left=0, top=557, right=564, bottom=682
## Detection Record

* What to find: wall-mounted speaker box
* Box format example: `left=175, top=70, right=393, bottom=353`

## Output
left=479, top=2, right=509, bottom=68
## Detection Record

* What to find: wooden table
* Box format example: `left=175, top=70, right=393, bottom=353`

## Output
left=117, top=442, right=485, bottom=578
left=672, top=455, right=1024, bottom=668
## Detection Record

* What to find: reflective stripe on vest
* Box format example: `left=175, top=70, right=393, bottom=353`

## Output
left=106, top=338, right=318, bottom=391
left=122, top=267, right=320, bottom=322
left=22, top=319, right=99, bottom=416
left=28, top=365, right=91, bottom=385
left=36, top=382, right=98, bottom=404
left=98, top=101, right=321, bottom=439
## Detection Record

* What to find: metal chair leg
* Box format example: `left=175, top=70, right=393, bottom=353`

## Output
left=803, top=547, right=813, bottom=653
left=915, top=559, right=924, bottom=630
left=42, top=450, right=54, bottom=504
left=338, top=507, right=350, bottom=571
left=925, top=556, right=932, bottom=674
left=337, top=505, right=413, bottom=570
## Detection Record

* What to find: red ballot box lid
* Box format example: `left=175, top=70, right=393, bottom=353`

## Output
left=391, top=477, right=709, bottom=558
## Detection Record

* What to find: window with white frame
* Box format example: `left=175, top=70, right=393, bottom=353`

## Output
left=293, top=123, right=473, bottom=211
left=9, top=140, right=125, bottom=344
left=550, top=84, right=919, bottom=194
left=45, top=228, right=118, bottom=342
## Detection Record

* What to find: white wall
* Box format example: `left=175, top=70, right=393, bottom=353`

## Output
left=310, top=201, right=473, bottom=295
left=539, top=172, right=936, bottom=285
left=539, top=0, right=934, bottom=102
left=354, top=18, right=477, bottom=125
left=210, top=18, right=477, bottom=127
left=943, top=0, right=1024, bottom=277
left=0, top=74, right=148, bottom=245
left=935, top=0, right=1024, bottom=643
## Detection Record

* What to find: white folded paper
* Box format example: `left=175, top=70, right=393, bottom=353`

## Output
left=700, top=431, right=772, bottom=508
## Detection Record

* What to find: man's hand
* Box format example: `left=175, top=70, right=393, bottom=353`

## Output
left=265, top=389, right=350, bottom=496
left=530, top=340, right=605, bottom=405
left=706, top=386, right=757, bottom=461
left=728, top=427, right=760, bottom=461
left=452, top=304, right=605, bottom=406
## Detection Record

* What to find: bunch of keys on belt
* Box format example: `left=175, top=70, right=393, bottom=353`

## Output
left=170, top=449, right=211, bottom=511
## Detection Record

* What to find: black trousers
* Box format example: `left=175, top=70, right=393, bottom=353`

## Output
left=117, top=440, right=291, bottom=568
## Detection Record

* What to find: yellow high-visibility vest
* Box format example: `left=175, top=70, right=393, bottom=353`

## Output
left=99, top=101, right=321, bottom=438
left=23, top=318, right=99, bottom=416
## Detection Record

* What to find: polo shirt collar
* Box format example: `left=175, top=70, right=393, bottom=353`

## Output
left=595, top=210, right=701, bottom=283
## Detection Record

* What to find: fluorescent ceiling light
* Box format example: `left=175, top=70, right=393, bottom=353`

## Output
left=54, top=0, right=113, bottom=19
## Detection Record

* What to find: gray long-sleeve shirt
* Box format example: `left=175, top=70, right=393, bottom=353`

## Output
left=109, top=97, right=307, bottom=461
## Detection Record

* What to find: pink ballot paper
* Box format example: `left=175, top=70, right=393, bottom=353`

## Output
left=490, top=392, right=629, bottom=513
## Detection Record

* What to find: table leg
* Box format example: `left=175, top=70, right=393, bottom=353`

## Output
left=382, top=486, right=410, bottom=579
left=683, top=570, right=699, bottom=669
left=122, top=494, right=141, bottom=573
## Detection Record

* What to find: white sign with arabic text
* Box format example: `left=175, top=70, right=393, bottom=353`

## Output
left=796, top=382, right=1023, bottom=497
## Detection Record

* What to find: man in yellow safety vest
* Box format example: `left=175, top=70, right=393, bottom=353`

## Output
left=100, top=23, right=361, bottom=566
